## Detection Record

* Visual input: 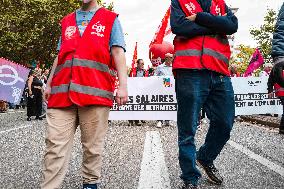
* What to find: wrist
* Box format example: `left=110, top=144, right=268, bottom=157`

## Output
left=118, top=84, right=127, bottom=89
left=46, top=82, right=51, bottom=88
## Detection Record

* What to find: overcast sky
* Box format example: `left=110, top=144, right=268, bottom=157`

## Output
left=103, top=0, right=283, bottom=66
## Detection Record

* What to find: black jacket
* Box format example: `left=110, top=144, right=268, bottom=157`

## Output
left=170, top=0, right=238, bottom=38
left=267, top=71, right=274, bottom=93
left=272, top=3, right=284, bottom=58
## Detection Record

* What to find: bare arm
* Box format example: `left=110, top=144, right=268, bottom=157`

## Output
left=44, top=56, right=58, bottom=101
left=46, top=56, right=58, bottom=87
left=111, top=46, right=128, bottom=106
left=27, top=76, right=34, bottom=96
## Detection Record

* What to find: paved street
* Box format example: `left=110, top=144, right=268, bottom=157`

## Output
left=0, top=110, right=284, bottom=189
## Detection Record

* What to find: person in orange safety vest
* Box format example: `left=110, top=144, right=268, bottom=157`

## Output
left=41, top=1, right=128, bottom=189
left=170, top=0, right=238, bottom=188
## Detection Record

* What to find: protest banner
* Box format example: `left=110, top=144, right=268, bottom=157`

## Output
left=0, top=58, right=30, bottom=104
left=109, top=77, right=282, bottom=120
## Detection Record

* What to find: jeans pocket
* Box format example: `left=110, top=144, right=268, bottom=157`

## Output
left=221, top=76, right=234, bottom=93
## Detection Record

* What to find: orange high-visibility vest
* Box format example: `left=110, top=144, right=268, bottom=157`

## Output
left=48, top=8, right=118, bottom=108
left=173, top=0, right=231, bottom=76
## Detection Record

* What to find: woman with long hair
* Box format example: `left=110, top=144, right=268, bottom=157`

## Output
left=27, top=68, right=43, bottom=121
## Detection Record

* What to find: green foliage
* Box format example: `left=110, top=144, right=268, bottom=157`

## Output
left=230, top=8, right=278, bottom=76
left=0, top=0, right=113, bottom=68
left=250, top=9, right=277, bottom=62
left=230, top=45, right=255, bottom=74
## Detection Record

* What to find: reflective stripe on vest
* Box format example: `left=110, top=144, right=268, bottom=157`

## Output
left=274, top=83, right=284, bottom=97
left=276, top=88, right=284, bottom=93
left=175, top=48, right=229, bottom=65
left=54, top=58, right=117, bottom=77
left=54, top=60, right=72, bottom=75
left=175, top=49, right=201, bottom=57
left=51, top=82, right=114, bottom=100
left=51, top=84, right=69, bottom=94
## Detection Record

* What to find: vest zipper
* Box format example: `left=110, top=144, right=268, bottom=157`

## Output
left=69, top=55, right=75, bottom=91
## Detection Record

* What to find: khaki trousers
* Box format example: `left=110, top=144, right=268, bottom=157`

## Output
left=41, top=105, right=110, bottom=189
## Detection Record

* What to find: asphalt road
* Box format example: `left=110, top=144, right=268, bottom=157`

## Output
left=0, top=110, right=283, bottom=189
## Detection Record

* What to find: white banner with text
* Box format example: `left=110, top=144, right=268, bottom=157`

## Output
left=109, top=77, right=282, bottom=120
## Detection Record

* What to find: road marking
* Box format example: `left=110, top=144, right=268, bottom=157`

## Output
left=228, top=140, right=284, bottom=177
left=0, top=110, right=25, bottom=115
left=138, top=131, right=171, bottom=189
left=0, top=124, right=32, bottom=134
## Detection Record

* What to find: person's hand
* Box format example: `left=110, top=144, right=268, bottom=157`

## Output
left=115, top=86, right=128, bottom=106
left=187, top=14, right=197, bottom=21
left=44, top=85, right=51, bottom=102
left=268, top=92, right=274, bottom=99
left=28, top=90, right=32, bottom=96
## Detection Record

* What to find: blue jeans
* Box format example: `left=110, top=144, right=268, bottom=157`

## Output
left=175, top=69, right=235, bottom=185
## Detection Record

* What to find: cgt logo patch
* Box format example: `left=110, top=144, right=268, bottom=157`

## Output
left=91, top=21, right=106, bottom=37
left=215, top=5, right=221, bottom=16
left=163, top=78, right=172, bottom=88
left=185, top=2, right=196, bottom=15
left=65, top=26, right=77, bottom=40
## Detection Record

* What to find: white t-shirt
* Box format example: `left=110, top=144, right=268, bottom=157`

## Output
left=155, top=63, right=173, bottom=76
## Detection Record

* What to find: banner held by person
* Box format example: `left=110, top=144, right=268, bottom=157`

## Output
left=0, top=58, right=30, bottom=104
left=109, top=77, right=282, bottom=120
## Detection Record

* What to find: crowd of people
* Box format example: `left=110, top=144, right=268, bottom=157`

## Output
left=26, top=68, right=49, bottom=121
left=128, top=53, right=175, bottom=128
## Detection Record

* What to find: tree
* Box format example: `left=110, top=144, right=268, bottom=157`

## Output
left=230, top=44, right=255, bottom=74
left=250, top=9, right=277, bottom=63
left=0, top=0, right=113, bottom=67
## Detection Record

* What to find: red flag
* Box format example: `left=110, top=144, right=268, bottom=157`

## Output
left=165, top=27, right=172, bottom=37
left=130, top=42, right=138, bottom=77
left=243, top=48, right=264, bottom=77
left=165, top=12, right=172, bottom=37
left=150, top=7, right=171, bottom=47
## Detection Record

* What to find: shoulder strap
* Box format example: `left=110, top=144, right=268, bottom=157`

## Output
left=210, top=0, right=226, bottom=16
